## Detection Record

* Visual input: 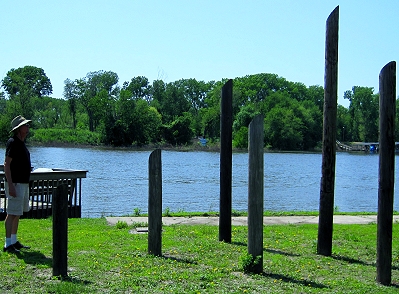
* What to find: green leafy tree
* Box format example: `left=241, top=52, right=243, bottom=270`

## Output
left=344, top=86, right=378, bottom=142
left=116, top=88, right=136, bottom=143
left=233, top=126, right=249, bottom=148
left=295, top=100, right=322, bottom=150
left=233, top=73, right=289, bottom=105
left=1, top=66, right=52, bottom=118
left=0, top=92, right=7, bottom=116
left=262, top=93, right=321, bottom=150
left=131, top=101, right=162, bottom=145
left=337, top=105, right=351, bottom=142
left=150, top=79, right=166, bottom=109
left=163, top=113, right=194, bottom=145
left=90, top=89, right=114, bottom=131
left=0, top=92, right=9, bottom=142
left=123, top=76, right=152, bottom=102
left=177, top=78, right=211, bottom=113
left=102, top=117, right=126, bottom=146
left=307, top=85, right=324, bottom=112
left=158, top=81, right=191, bottom=124
left=109, top=89, right=162, bottom=146
left=64, top=78, right=78, bottom=128
left=286, top=81, right=308, bottom=102
left=74, top=71, right=119, bottom=131
left=198, top=81, right=225, bottom=139
left=233, top=103, right=260, bottom=133
left=231, top=103, right=261, bottom=149
left=264, top=107, right=304, bottom=150
left=31, top=96, right=70, bottom=129
left=177, top=78, right=213, bottom=136
left=199, top=105, right=220, bottom=140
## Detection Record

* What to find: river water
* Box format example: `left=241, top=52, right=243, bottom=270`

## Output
left=1, top=147, right=397, bottom=218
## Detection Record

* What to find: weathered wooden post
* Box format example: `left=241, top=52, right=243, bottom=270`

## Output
left=52, top=184, right=68, bottom=278
left=377, top=61, right=396, bottom=285
left=317, top=5, right=339, bottom=256
left=248, top=114, right=264, bottom=274
left=219, top=79, right=233, bottom=243
left=148, top=149, right=162, bottom=256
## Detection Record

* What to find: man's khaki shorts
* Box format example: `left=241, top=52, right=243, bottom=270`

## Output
left=6, top=183, right=30, bottom=216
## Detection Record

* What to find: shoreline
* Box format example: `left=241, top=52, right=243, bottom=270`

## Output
left=26, top=141, right=325, bottom=154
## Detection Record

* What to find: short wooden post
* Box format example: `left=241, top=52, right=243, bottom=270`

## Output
left=377, top=61, right=396, bottom=285
left=248, top=114, right=264, bottom=274
left=148, top=149, right=162, bottom=256
left=317, top=5, right=339, bottom=256
left=219, top=79, right=233, bottom=243
left=52, top=184, right=68, bottom=278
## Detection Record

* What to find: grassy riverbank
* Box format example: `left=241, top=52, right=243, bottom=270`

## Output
left=1, top=218, right=399, bottom=293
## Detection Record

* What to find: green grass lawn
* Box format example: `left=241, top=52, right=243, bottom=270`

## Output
left=1, top=218, right=399, bottom=293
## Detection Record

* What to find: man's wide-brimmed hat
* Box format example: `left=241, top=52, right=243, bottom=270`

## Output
left=10, top=115, right=31, bottom=132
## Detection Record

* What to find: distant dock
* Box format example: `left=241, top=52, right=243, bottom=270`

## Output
left=336, top=141, right=399, bottom=153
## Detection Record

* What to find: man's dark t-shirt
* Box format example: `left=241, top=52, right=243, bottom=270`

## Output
left=5, top=136, right=31, bottom=183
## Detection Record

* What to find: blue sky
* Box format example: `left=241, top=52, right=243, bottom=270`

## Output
left=1, top=1, right=398, bottom=107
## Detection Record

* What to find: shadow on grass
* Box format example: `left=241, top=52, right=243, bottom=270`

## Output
left=388, top=283, right=399, bottom=289
left=331, top=254, right=373, bottom=267
left=16, top=250, right=52, bottom=267
left=231, top=241, right=300, bottom=257
left=265, top=248, right=301, bottom=257
left=231, top=241, right=246, bottom=247
left=15, top=250, right=92, bottom=285
left=162, top=253, right=198, bottom=265
left=331, top=254, right=399, bottom=287
left=54, top=275, right=93, bottom=285
left=261, top=272, right=328, bottom=289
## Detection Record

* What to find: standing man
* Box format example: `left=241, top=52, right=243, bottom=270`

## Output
left=3, top=115, right=32, bottom=253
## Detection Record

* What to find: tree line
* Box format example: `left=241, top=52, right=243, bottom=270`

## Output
left=1, top=65, right=397, bottom=150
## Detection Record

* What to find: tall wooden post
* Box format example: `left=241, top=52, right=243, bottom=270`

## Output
left=317, top=6, right=339, bottom=256
left=219, top=79, right=233, bottom=242
left=148, top=149, right=162, bottom=256
left=52, top=184, right=68, bottom=278
left=248, top=114, right=264, bottom=274
left=377, top=61, right=396, bottom=285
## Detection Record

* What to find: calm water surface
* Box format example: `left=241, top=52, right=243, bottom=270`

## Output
left=1, top=147, right=396, bottom=217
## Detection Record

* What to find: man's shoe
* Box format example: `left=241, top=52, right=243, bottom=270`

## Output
left=3, top=245, right=20, bottom=253
left=13, top=241, right=30, bottom=250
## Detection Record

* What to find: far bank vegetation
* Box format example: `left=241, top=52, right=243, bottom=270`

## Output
left=1, top=66, right=396, bottom=150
